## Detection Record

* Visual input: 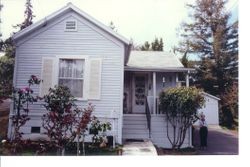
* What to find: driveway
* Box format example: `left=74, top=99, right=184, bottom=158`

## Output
left=193, top=125, right=238, bottom=155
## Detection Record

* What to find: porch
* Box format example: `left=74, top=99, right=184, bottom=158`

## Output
left=122, top=70, right=191, bottom=146
left=122, top=51, right=194, bottom=148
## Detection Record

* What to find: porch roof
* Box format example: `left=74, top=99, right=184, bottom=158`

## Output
left=125, top=51, right=194, bottom=72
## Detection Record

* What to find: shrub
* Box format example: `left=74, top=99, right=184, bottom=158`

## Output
left=42, top=85, right=94, bottom=155
left=159, top=86, right=205, bottom=149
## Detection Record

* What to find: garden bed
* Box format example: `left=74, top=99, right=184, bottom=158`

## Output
left=0, top=140, right=122, bottom=156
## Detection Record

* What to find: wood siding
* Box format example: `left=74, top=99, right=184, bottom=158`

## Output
left=10, top=11, right=125, bottom=143
left=151, top=115, right=191, bottom=148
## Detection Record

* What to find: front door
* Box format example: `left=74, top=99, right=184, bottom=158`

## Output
left=132, top=74, right=147, bottom=113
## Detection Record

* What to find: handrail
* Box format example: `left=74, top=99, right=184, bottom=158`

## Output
left=145, top=97, right=151, bottom=138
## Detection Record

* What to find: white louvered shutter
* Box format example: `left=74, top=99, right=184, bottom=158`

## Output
left=88, top=58, right=102, bottom=100
left=40, top=58, right=55, bottom=97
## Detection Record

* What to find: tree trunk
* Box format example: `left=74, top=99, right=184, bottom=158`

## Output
left=82, top=134, right=85, bottom=155
left=77, top=135, right=80, bottom=156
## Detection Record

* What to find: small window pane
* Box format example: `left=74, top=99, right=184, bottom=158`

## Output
left=59, top=59, right=84, bottom=78
left=59, top=79, right=83, bottom=98
left=59, top=59, right=84, bottom=98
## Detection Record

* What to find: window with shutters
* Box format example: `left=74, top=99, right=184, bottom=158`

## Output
left=58, top=59, right=85, bottom=98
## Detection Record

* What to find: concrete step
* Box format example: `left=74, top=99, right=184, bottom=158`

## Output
left=122, top=134, right=150, bottom=139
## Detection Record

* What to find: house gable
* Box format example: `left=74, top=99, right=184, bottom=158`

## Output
left=13, top=3, right=129, bottom=46
left=14, top=11, right=126, bottom=50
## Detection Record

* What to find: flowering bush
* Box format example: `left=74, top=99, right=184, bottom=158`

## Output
left=10, top=75, right=41, bottom=154
left=42, top=85, right=94, bottom=155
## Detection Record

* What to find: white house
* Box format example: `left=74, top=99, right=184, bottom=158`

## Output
left=8, top=3, right=195, bottom=148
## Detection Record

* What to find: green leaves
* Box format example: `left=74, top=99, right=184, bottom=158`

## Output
left=160, top=86, right=205, bottom=117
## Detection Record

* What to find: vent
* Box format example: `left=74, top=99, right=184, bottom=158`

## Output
left=65, top=20, right=77, bottom=31
left=31, top=127, right=41, bottom=133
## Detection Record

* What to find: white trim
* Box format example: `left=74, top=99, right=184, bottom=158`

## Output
left=64, top=19, right=77, bottom=32
left=12, top=3, right=130, bottom=45
left=153, top=72, right=156, bottom=114
left=125, top=66, right=195, bottom=72
left=186, top=71, right=189, bottom=87
left=202, top=92, right=221, bottom=101
left=56, top=55, right=89, bottom=101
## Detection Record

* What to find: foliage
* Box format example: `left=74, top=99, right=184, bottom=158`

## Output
left=75, top=104, right=93, bottom=155
left=0, top=0, right=35, bottom=102
left=10, top=75, right=41, bottom=154
left=159, top=87, right=205, bottom=149
left=220, top=82, right=238, bottom=128
left=176, top=0, right=238, bottom=127
left=140, top=37, right=164, bottom=51
left=0, top=55, right=14, bottom=102
left=14, top=0, right=35, bottom=30
left=42, top=85, right=96, bottom=155
left=89, top=116, right=111, bottom=147
left=42, top=85, right=78, bottom=155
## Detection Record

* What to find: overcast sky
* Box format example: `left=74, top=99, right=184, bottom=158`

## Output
left=0, top=0, right=238, bottom=57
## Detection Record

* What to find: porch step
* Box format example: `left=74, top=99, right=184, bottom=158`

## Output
left=122, top=115, right=149, bottom=140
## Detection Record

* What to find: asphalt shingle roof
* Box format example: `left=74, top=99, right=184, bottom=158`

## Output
left=126, top=51, right=184, bottom=69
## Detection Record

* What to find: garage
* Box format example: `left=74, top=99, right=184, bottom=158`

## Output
left=196, top=92, right=220, bottom=125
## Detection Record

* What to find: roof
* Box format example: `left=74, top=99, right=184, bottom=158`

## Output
left=125, top=51, right=194, bottom=72
left=202, top=92, right=220, bottom=101
left=12, top=2, right=130, bottom=45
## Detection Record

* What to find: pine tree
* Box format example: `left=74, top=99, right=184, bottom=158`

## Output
left=0, top=0, right=35, bottom=101
left=140, top=37, right=164, bottom=51
left=140, top=41, right=151, bottom=51
left=15, top=0, right=35, bottom=30
left=177, top=0, right=238, bottom=127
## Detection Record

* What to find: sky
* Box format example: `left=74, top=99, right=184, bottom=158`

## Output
left=0, top=0, right=238, bottom=58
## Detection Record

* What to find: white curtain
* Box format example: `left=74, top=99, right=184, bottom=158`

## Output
left=59, top=59, right=84, bottom=98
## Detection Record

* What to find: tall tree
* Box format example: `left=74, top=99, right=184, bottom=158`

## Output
left=140, top=41, right=151, bottom=51
left=0, top=0, right=35, bottom=101
left=15, top=0, right=35, bottom=30
left=177, top=0, right=238, bottom=127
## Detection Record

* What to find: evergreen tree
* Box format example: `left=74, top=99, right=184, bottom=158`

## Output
left=0, top=0, right=35, bottom=101
left=140, top=37, right=164, bottom=51
left=177, top=0, right=238, bottom=127
left=15, top=0, right=35, bottom=30
left=140, top=41, right=151, bottom=51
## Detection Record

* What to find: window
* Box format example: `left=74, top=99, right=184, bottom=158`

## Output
left=31, top=127, right=41, bottom=133
left=65, top=20, right=77, bottom=31
left=58, top=59, right=85, bottom=98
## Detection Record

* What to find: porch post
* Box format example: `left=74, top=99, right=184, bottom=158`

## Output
left=176, top=73, right=180, bottom=87
left=153, top=72, right=156, bottom=114
left=186, top=70, right=190, bottom=87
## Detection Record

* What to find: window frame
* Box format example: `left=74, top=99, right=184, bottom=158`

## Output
left=56, top=55, right=89, bottom=101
